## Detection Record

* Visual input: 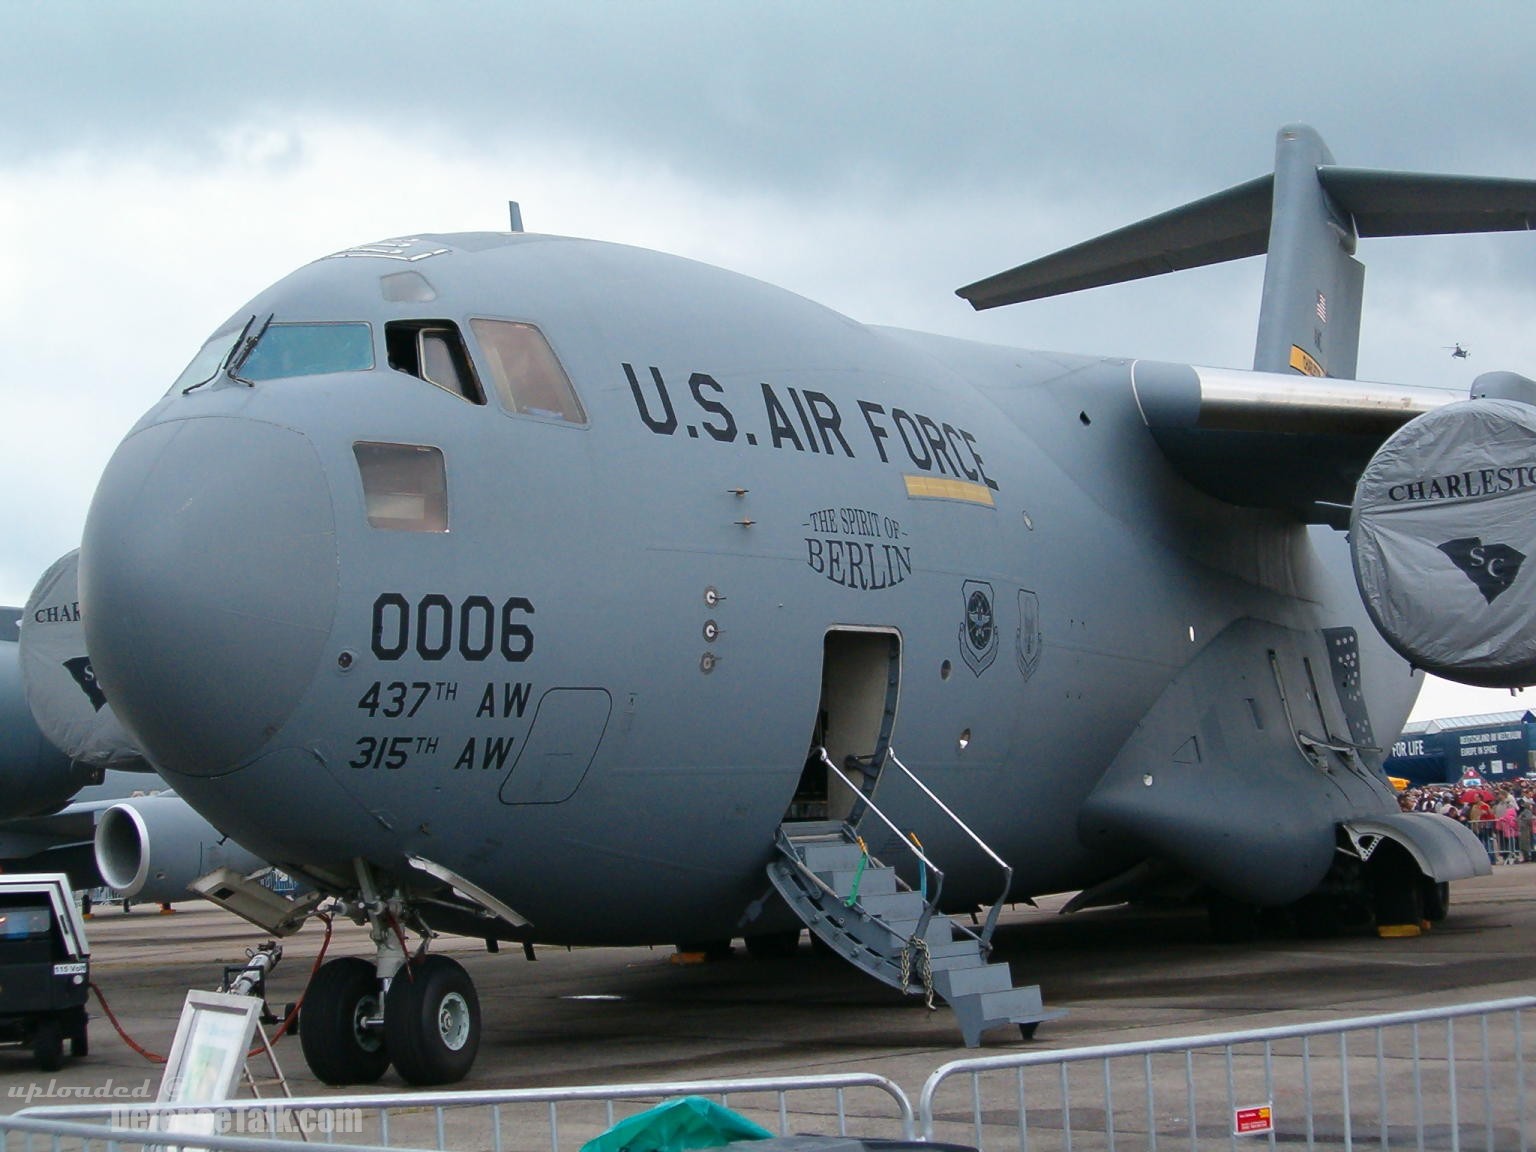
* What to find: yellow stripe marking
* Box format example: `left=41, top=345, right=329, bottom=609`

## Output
left=903, top=475, right=996, bottom=507
left=1289, top=345, right=1325, bottom=377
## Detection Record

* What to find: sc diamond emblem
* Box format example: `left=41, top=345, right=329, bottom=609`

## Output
left=62, top=655, right=108, bottom=712
left=1437, top=537, right=1526, bottom=604
left=959, top=580, right=997, bottom=676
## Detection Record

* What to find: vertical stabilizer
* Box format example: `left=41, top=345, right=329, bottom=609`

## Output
left=1253, top=126, right=1364, bottom=379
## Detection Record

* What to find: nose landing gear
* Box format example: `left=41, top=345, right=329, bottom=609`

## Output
left=296, top=862, right=484, bottom=1086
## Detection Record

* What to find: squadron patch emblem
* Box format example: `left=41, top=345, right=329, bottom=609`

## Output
left=960, top=580, right=997, bottom=676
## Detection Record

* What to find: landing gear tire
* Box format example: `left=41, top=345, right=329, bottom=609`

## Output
left=1372, top=873, right=1425, bottom=928
left=300, top=957, right=390, bottom=1085
left=33, top=1018, right=64, bottom=1072
left=385, top=954, right=480, bottom=1086
left=1421, top=879, right=1451, bottom=923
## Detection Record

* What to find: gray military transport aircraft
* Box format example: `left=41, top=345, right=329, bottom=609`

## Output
left=73, top=125, right=1536, bottom=1086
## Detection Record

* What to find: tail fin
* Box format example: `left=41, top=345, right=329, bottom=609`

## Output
left=958, top=124, right=1536, bottom=380
left=1255, top=126, right=1361, bottom=378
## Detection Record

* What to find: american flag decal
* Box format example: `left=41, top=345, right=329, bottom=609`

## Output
left=1316, top=292, right=1327, bottom=323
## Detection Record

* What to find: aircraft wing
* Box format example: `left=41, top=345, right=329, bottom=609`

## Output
left=1127, top=360, right=1458, bottom=526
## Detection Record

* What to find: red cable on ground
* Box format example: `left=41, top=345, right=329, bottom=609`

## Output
left=248, top=912, right=334, bottom=1055
left=88, top=981, right=166, bottom=1064
left=87, top=912, right=337, bottom=1065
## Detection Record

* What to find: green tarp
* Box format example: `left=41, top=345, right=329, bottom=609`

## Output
left=578, top=1096, right=774, bottom=1152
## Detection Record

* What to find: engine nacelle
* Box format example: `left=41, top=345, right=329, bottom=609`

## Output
left=1353, top=392, right=1536, bottom=687
left=20, top=550, right=148, bottom=770
left=0, top=626, right=98, bottom=818
left=94, top=794, right=265, bottom=904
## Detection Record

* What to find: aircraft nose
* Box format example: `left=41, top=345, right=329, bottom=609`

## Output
left=81, top=416, right=338, bottom=777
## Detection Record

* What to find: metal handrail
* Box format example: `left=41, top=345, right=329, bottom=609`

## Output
left=817, top=748, right=947, bottom=939
left=885, top=749, right=1014, bottom=947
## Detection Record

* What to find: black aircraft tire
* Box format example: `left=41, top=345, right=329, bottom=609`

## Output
left=33, top=1018, right=64, bottom=1073
left=1372, top=874, right=1425, bottom=928
left=1422, top=879, right=1451, bottom=923
left=300, top=957, right=390, bottom=1086
left=384, top=955, right=480, bottom=1087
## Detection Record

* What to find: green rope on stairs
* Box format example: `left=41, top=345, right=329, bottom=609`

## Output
left=844, top=836, right=869, bottom=907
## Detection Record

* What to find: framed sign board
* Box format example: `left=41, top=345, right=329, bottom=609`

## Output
left=156, top=989, right=262, bottom=1137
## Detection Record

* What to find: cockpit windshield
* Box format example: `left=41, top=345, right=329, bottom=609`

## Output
left=171, top=327, right=242, bottom=392
left=241, top=323, right=374, bottom=381
left=170, top=321, right=374, bottom=391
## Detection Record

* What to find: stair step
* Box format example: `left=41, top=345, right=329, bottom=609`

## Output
left=799, top=842, right=867, bottom=873
left=782, top=819, right=845, bottom=838
left=854, top=890, right=926, bottom=920
left=884, top=914, right=957, bottom=947
left=977, top=983, right=1048, bottom=1019
left=933, top=961, right=1015, bottom=1000
left=822, top=867, right=897, bottom=897
left=925, top=940, right=988, bottom=968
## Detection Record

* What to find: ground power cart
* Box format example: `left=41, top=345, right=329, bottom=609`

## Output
left=0, top=873, right=90, bottom=1070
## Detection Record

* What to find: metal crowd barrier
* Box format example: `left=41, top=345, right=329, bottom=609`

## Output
left=11, top=1072, right=916, bottom=1152
left=1464, top=819, right=1528, bottom=865
left=918, top=997, right=1535, bottom=1152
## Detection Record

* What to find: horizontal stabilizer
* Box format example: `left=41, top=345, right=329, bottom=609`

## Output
left=1318, top=168, right=1536, bottom=236
left=960, top=155, right=1536, bottom=313
left=957, top=176, right=1274, bottom=310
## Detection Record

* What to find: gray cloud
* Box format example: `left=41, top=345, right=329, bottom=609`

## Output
left=8, top=3, right=1535, bottom=200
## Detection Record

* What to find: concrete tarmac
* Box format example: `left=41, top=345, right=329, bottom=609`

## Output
left=3, top=866, right=1534, bottom=1140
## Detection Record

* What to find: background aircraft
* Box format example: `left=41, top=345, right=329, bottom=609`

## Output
left=2, top=555, right=266, bottom=903
left=74, top=125, right=1533, bottom=1086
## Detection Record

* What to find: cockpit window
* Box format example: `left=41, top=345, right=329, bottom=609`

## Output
left=469, top=319, right=586, bottom=424
left=241, top=323, right=374, bottom=381
left=353, top=442, right=448, bottom=532
left=386, top=321, right=484, bottom=404
left=171, top=326, right=242, bottom=392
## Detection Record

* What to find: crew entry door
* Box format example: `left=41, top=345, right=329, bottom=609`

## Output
left=789, top=629, right=901, bottom=823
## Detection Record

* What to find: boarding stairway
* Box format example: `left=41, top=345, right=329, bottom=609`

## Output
left=767, top=749, right=1064, bottom=1047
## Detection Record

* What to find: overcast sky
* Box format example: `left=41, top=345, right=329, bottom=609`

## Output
left=4, top=2, right=1534, bottom=724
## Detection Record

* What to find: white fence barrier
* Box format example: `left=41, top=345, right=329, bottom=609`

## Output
left=919, top=997, right=1535, bottom=1152
left=10, top=1072, right=916, bottom=1152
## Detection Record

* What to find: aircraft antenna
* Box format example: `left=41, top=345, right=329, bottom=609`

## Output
left=508, top=201, right=524, bottom=233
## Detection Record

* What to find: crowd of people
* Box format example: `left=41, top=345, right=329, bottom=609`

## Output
left=1401, top=776, right=1536, bottom=863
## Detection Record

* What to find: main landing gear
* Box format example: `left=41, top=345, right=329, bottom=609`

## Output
left=298, top=866, right=482, bottom=1086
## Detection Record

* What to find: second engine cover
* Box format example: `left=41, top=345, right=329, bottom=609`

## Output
left=1352, top=396, right=1536, bottom=687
